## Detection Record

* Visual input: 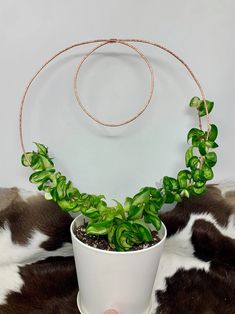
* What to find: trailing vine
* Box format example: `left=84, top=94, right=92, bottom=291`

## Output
left=22, top=97, right=218, bottom=251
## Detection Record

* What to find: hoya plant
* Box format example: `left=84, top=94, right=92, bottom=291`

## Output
left=22, top=97, right=218, bottom=251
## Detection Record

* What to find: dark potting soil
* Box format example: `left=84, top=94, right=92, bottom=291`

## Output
left=75, top=224, right=160, bottom=252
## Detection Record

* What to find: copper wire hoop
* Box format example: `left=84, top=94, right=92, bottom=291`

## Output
left=19, top=38, right=210, bottom=154
left=73, top=40, right=155, bottom=127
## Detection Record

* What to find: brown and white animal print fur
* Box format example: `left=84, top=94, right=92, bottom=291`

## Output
left=0, top=188, right=74, bottom=312
left=154, top=184, right=235, bottom=313
left=0, top=184, right=234, bottom=314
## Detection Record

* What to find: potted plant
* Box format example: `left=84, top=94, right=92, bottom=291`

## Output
left=21, top=96, right=218, bottom=313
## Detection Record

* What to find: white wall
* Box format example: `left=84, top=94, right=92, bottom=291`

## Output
left=0, top=1, right=234, bottom=204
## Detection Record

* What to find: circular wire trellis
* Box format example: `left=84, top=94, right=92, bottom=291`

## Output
left=19, top=38, right=210, bottom=154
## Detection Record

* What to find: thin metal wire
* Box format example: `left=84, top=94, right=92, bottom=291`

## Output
left=19, top=38, right=210, bottom=154
left=73, top=39, right=155, bottom=127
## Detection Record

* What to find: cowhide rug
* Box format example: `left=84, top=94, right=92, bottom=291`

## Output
left=0, top=184, right=234, bottom=314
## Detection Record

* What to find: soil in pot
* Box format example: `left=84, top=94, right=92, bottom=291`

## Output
left=75, top=224, right=160, bottom=251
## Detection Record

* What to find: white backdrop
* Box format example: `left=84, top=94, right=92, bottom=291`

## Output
left=0, top=1, right=234, bottom=204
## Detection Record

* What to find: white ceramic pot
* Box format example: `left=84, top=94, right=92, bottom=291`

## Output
left=70, top=215, right=166, bottom=314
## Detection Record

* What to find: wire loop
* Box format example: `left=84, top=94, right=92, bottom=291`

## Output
left=19, top=38, right=210, bottom=154
left=73, top=39, right=155, bottom=127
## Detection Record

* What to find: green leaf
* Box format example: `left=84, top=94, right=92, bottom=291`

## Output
left=29, top=169, right=55, bottom=184
left=185, top=147, right=194, bottom=167
left=180, top=189, right=190, bottom=198
left=86, top=221, right=112, bottom=235
left=207, top=124, right=218, bottom=142
left=169, top=178, right=179, bottom=190
left=128, top=225, right=142, bottom=245
left=37, top=180, right=48, bottom=191
left=114, top=223, right=133, bottom=250
left=202, top=165, right=214, bottom=180
left=133, top=220, right=153, bottom=242
left=56, top=176, right=67, bottom=199
left=163, top=177, right=171, bottom=191
left=113, top=200, right=125, bottom=219
left=34, top=143, right=48, bottom=156
left=21, top=153, right=33, bottom=167
left=198, top=142, right=208, bottom=156
left=30, top=154, right=42, bottom=171
left=57, top=198, right=77, bottom=210
left=148, top=187, right=160, bottom=197
left=31, top=153, right=47, bottom=171
left=45, top=192, right=53, bottom=200
left=187, top=128, right=204, bottom=143
left=192, top=136, right=201, bottom=147
left=132, top=190, right=150, bottom=206
left=165, top=192, right=175, bottom=204
left=128, top=205, right=144, bottom=220
left=66, top=181, right=80, bottom=198
left=177, top=170, right=191, bottom=188
left=188, top=156, right=199, bottom=170
left=152, top=198, right=164, bottom=211
left=205, top=152, right=217, bottom=167
left=50, top=188, right=58, bottom=202
left=120, top=236, right=132, bottom=250
left=124, top=197, right=132, bottom=211
left=198, top=100, right=214, bottom=117
left=205, top=141, right=219, bottom=149
left=114, top=217, right=124, bottom=225
left=102, top=207, right=117, bottom=222
left=193, top=184, right=206, bottom=195
left=189, top=96, right=201, bottom=108
left=194, top=181, right=205, bottom=188
left=174, top=193, right=182, bottom=202
left=39, top=155, right=54, bottom=169
left=144, top=203, right=156, bottom=216
left=144, top=213, right=161, bottom=230
left=192, top=169, right=205, bottom=182
left=108, top=225, right=116, bottom=247
left=29, top=154, right=53, bottom=172
left=163, top=176, right=179, bottom=191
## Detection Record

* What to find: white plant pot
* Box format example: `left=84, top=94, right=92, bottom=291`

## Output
left=70, top=215, right=166, bottom=314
